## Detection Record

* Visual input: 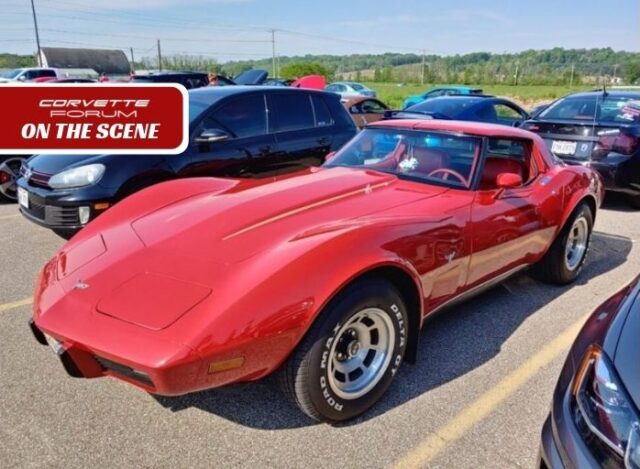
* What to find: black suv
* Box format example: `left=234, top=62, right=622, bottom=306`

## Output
left=17, top=87, right=357, bottom=238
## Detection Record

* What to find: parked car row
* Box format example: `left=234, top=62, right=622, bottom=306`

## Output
left=2, top=75, right=638, bottom=467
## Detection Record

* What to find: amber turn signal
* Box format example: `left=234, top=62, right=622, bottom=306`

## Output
left=208, top=357, right=245, bottom=374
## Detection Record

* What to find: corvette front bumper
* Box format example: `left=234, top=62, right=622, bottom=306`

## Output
left=29, top=318, right=151, bottom=385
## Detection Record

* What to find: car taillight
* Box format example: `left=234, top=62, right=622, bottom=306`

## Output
left=594, top=133, right=640, bottom=157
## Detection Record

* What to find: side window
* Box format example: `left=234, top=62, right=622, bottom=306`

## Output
left=474, top=104, right=498, bottom=122
left=272, top=93, right=315, bottom=132
left=426, top=89, right=443, bottom=98
left=312, top=95, right=333, bottom=127
left=494, top=104, right=524, bottom=124
left=213, top=95, right=267, bottom=138
left=479, top=138, right=537, bottom=189
left=361, top=100, right=386, bottom=113
left=326, top=84, right=337, bottom=92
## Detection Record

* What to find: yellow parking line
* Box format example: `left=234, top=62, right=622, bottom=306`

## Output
left=393, top=315, right=587, bottom=468
left=0, top=213, right=20, bottom=220
left=0, top=298, right=33, bottom=313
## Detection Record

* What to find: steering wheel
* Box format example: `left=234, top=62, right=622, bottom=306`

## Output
left=427, top=168, right=467, bottom=185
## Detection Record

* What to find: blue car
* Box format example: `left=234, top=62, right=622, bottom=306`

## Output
left=390, top=95, right=530, bottom=127
left=402, top=85, right=483, bottom=109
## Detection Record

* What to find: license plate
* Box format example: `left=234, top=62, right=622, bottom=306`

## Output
left=551, top=140, right=577, bottom=156
left=43, top=333, right=64, bottom=355
left=18, top=187, right=29, bottom=209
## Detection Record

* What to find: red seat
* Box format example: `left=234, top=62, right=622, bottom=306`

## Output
left=412, top=147, right=449, bottom=175
left=480, top=157, right=525, bottom=190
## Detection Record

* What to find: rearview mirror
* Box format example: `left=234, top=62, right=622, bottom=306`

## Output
left=496, top=172, right=523, bottom=189
left=195, top=128, right=230, bottom=143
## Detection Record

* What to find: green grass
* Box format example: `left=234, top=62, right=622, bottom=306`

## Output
left=364, top=82, right=593, bottom=110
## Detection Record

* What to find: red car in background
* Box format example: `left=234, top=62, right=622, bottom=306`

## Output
left=29, top=119, right=603, bottom=422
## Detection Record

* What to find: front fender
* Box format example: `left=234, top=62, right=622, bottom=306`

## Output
left=185, top=224, right=424, bottom=382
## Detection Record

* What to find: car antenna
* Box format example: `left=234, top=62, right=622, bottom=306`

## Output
left=591, top=77, right=605, bottom=143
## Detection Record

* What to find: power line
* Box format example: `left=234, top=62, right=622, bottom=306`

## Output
left=31, top=28, right=272, bottom=44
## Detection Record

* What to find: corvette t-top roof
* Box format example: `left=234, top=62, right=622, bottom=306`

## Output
left=370, top=118, right=538, bottom=139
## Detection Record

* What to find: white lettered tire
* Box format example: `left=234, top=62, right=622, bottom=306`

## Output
left=280, top=278, right=409, bottom=422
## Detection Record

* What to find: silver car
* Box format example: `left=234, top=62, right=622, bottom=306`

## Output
left=325, top=81, right=376, bottom=98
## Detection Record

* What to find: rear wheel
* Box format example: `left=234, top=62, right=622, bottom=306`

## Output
left=0, top=156, right=26, bottom=202
left=280, top=278, right=409, bottom=422
left=532, top=202, right=593, bottom=285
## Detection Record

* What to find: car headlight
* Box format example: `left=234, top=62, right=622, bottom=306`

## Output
left=49, top=164, right=105, bottom=189
left=572, top=345, right=640, bottom=468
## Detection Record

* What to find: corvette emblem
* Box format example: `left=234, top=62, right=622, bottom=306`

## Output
left=73, top=280, right=89, bottom=290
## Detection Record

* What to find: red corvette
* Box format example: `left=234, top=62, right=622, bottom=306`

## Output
left=29, top=119, right=603, bottom=422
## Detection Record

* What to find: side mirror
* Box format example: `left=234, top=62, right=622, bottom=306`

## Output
left=17, top=75, right=27, bottom=81
left=195, top=128, right=230, bottom=143
left=496, top=172, right=523, bottom=189
left=325, top=151, right=337, bottom=163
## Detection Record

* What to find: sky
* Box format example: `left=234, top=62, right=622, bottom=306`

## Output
left=2, top=0, right=639, bottom=62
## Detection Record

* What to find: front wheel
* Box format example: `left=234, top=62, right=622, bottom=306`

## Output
left=280, top=279, right=409, bottom=422
left=531, top=202, right=593, bottom=285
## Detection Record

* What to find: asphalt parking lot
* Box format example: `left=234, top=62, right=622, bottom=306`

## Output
left=1, top=194, right=638, bottom=469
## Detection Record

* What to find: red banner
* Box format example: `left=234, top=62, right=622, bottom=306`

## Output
left=0, top=84, right=188, bottom=154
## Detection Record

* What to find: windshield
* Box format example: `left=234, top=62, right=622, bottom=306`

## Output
left=325, top=128, right=481, bottom=189
left=1, top=69, right=22, bottom=79
left=405, top=97, right=482, bottom=117
left=539, top=95, right=640, bottom=123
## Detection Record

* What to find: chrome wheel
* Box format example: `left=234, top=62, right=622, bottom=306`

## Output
left=327, top=307, right=395, bottom=400
left=0, top=157, right=25, bottom=201
left=565, top=216, right=589, bottom=271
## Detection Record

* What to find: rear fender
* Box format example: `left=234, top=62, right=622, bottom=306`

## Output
left=558, top=170, right=601, bottom=232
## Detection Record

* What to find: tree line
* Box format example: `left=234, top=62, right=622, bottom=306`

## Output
left=2, top=47, right=639, bottom=85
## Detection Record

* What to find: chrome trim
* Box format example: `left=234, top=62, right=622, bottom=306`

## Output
left=425, top=264, right=530, bottom=318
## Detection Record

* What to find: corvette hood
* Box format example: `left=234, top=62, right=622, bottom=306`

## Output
left=49, top=168, right=447, bottom=332
left=131, top=167, right=447, bottom=263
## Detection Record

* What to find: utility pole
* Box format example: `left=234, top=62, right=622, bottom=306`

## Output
left=29, top=0, right=42, bottom=66
left=157, top=39, right=162, bottom=72
left=513, top=61, right=519, bottom=86
left=129, top=47, right=135, bottom=72
left=421, top=49, right=426, bottom=85
left=569, top=63, right=575, bottom=88
left=271, top=29, right=276, bottom=78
